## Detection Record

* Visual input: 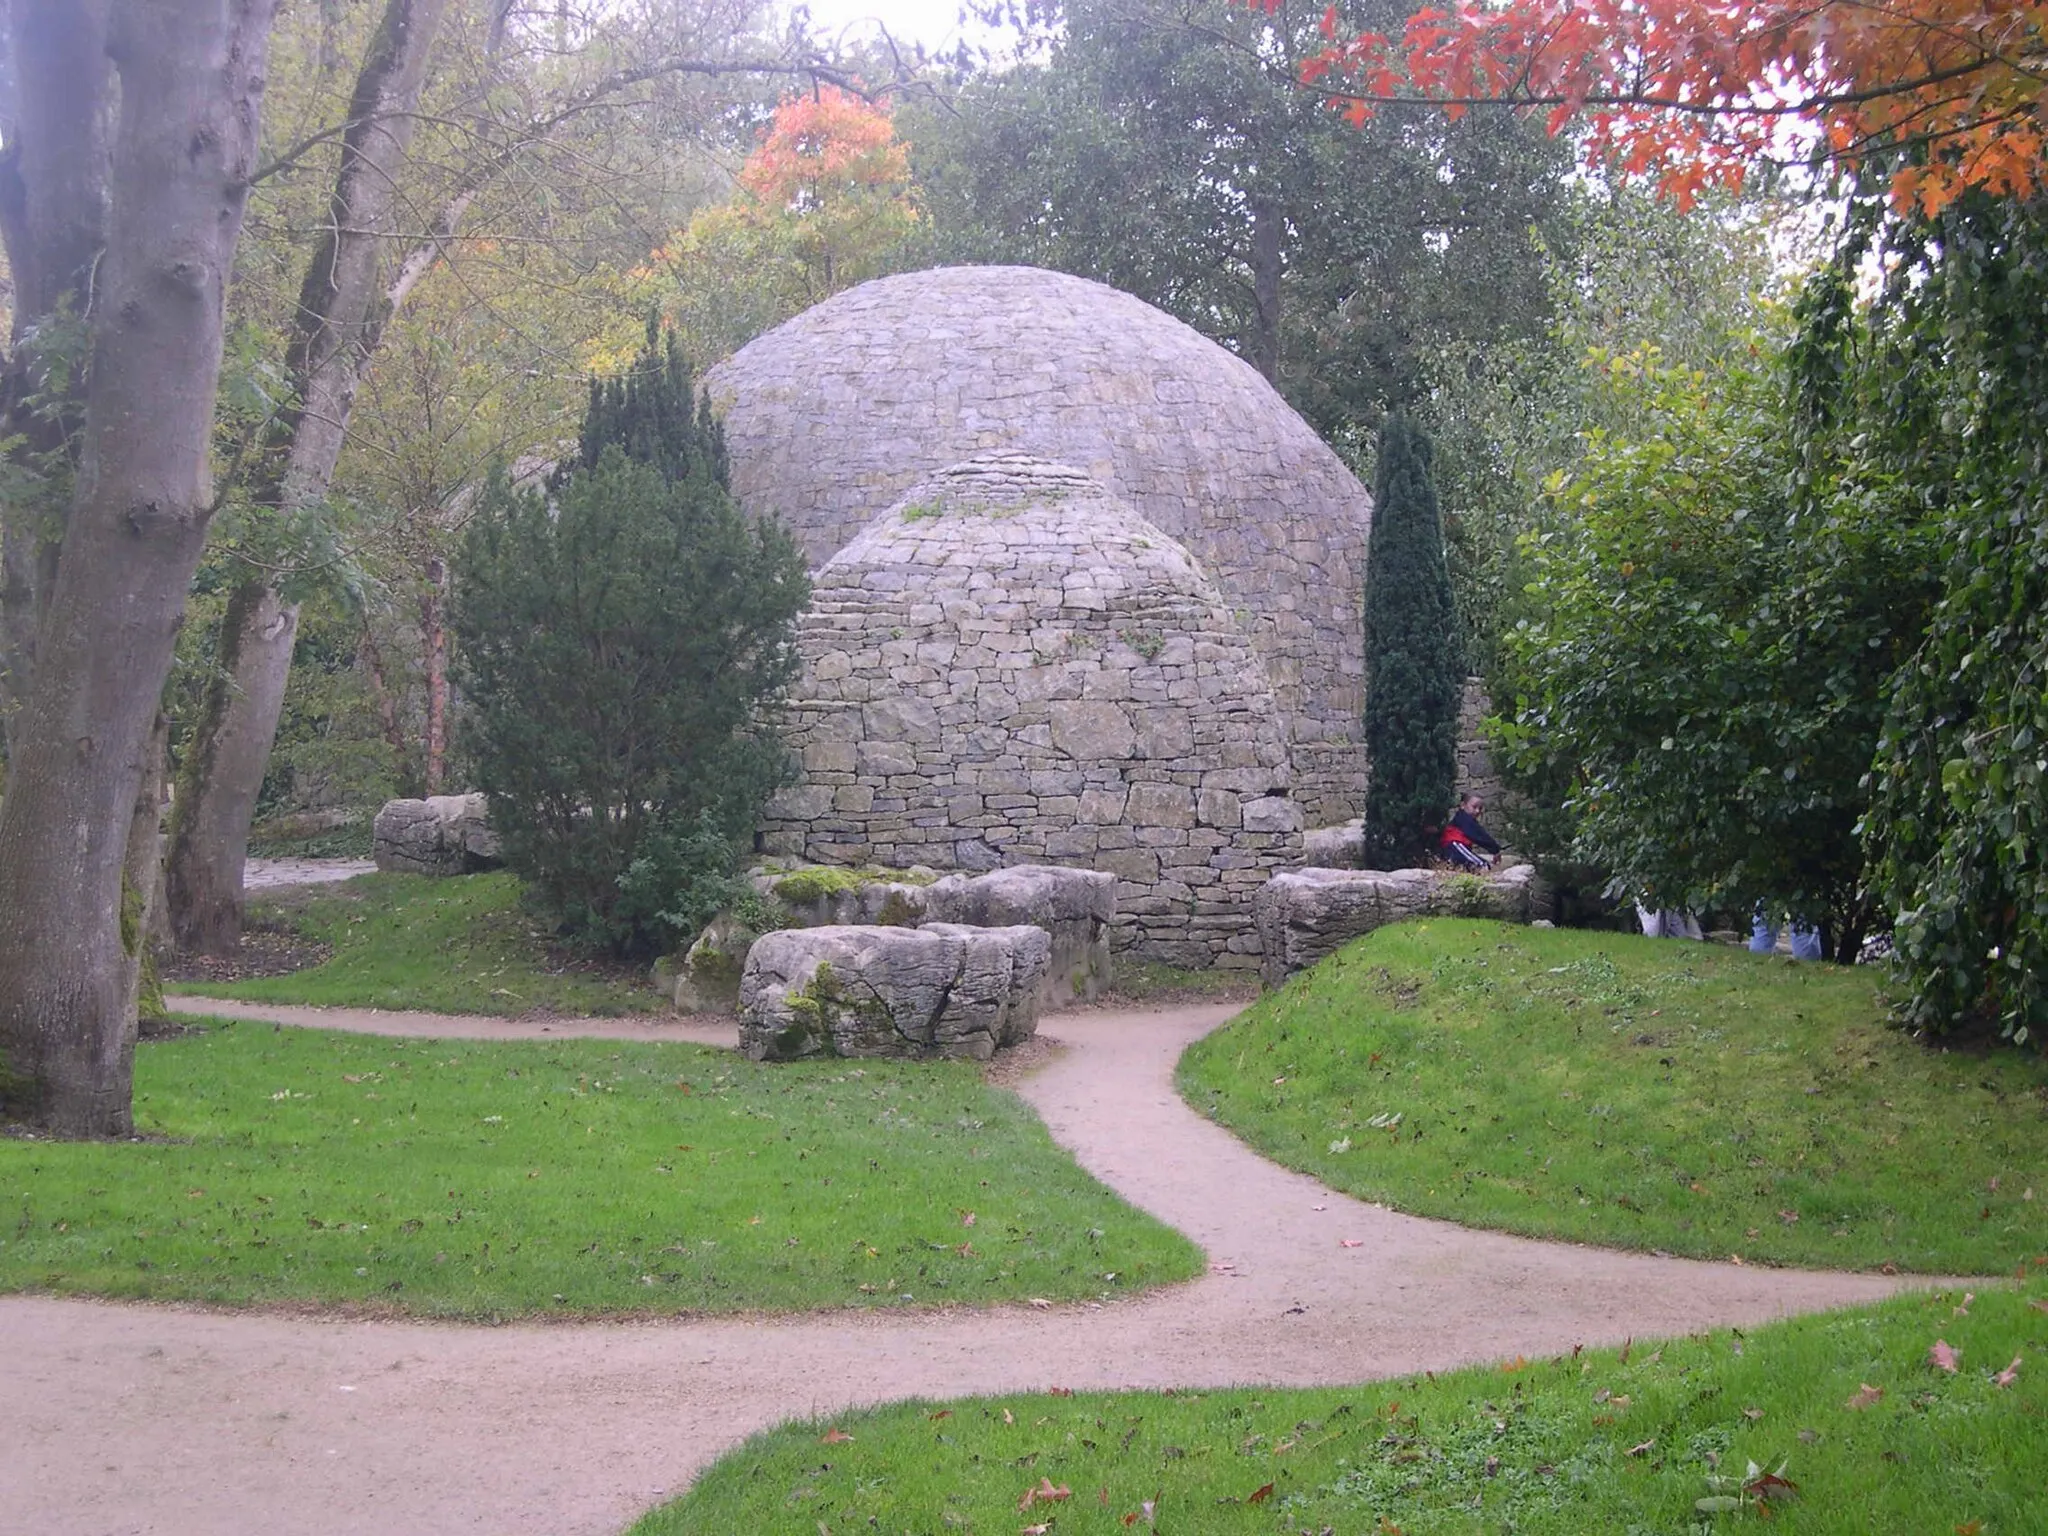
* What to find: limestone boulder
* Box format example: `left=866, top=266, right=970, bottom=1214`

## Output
left=925, top=864, right=1116, bottom=1006
left=658, top=913, right=758, bottom=1014
left=746, top=864, right=935, bottom=927
left=1255, top=863, right=1539, bottom=986
left=1301, top=819, right=1364, bottom=868
left=738, top=923, right=1052, bottom=1062
left=372, top=793, right=500, bottom=877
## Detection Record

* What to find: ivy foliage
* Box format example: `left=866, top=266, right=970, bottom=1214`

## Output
left=1361, top=412, right=1461, bottom=868
left=453, top=325, right=809, bottom=957
left=1839, top=191, right=2048, bottom=1044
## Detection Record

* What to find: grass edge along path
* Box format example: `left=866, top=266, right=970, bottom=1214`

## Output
left=162, top=871, right=660, bottom=1016
left=0, top=1018, right=1202, bottom=1318
left=1177, top=920, right=2048, bottom=1276
left=634, top=1282, right=2048, bottom=1535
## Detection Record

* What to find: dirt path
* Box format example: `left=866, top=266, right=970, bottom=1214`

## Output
left=3, top=1002, right=1935, bottom=1536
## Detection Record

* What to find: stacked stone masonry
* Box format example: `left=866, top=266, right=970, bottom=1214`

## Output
left=758, top=456, right=1303, bottom=967
left=707, top=265, right=1375, bottom=825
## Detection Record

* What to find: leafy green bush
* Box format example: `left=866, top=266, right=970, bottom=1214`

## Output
left=1361, top=412, right=1460, bottom=867
left=1493, top=345, right=1929, bottom=956
left=452, top=331, right=809, bottom=957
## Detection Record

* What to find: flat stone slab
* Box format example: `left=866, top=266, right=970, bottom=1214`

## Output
left=743, top=863, right=1117, bottom=1008
left=738, top=922, right=1052, bottom=1062
left=1255, top=864, right=1540, bottom=986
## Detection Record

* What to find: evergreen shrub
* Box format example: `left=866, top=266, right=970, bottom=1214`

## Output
left=452, top=328, right=810, bottom=956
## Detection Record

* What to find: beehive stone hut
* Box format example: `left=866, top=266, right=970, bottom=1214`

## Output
left=756, top=455, right=1302, bottom=967
left=706, top=265, right=1374, bottom=824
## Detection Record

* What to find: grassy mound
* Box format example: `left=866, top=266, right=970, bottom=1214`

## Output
left=636, top=1283, right=2047, bottom=1534
left=1178, top=921, right=2048, bottom=1274
left=165, top=871, right=658, bottom=1015
left=0, top=1021, right=1200, bottom=1317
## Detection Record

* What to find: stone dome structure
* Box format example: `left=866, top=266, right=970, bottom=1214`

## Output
left=707, top=265, right=1373, bottom=823
left=757, top=455, right=1304, bottom=967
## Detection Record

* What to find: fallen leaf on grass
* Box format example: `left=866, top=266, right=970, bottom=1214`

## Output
left=961, top=1210, right=976, bottom=1228
left=820, top=1428, right=853, bottom=1443
left=1846, top=1383, right=1885, bottom=1410
left=1625, top=1439, right=1655, bottom=1457
left=1957, top=1522, right=1982, bottom=1535
left=1021, top=1525, right=1050, bottom=1535
left=1742, top=1407, right=1765, bottom=1421
left=929, top=1409, right=953, bottom=1421
left=1047, top=1387, right=1073, bottom=1397
left=1930, top=1340, right=1961, bottom=1373
left=1953, top=1292, right=1975, bottom=1317
left=1002, top=1409, right=1014, bottom=1425
left=1246, top=1482, right=1275, bottom=1504
left=1017, top=1478, right=1071, bottom=1511
left=1746, top=1469, right=1800, bottom=1505
left=2031, top=1299, right=2048, bottom=1315
left=1995, top=1356, right=2023, bottom=1388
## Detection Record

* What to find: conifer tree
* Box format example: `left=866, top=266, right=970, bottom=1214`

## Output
left=1361, top=412, right=1462, bottom=869
left=455, top=324, right=808, bottom=956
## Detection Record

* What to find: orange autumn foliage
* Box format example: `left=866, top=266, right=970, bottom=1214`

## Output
left=738, top=84, right=912, bottom=213
left=1287, top=0, right=2048, bottom=212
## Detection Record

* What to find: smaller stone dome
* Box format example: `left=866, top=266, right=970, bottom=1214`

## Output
left=758, top=455, right=1304, bottom=967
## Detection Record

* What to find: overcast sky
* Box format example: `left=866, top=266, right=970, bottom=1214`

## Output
left=791, top=0, right=1010, bottom=56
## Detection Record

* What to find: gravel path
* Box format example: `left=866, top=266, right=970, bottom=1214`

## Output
left=243, top=857, right=378, bottom=889
left=3, top=1001, right=1937, bottom=1536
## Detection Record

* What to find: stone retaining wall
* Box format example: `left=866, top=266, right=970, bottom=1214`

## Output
left=1254, top=863, right=1542, bottom=986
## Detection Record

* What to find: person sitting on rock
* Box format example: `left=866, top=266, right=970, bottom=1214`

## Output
left=1438, top=792, right=1501, bottom=871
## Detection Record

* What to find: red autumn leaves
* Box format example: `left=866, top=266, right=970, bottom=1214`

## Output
left=1281, top=0, right=2048, bottom=214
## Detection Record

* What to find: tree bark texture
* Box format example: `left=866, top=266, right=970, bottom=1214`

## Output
left=124, top=711, right=171, bottom=1028
left=0, top=0, right=112, bottom=747
left=422, top=556, right=448, bottom=794
left=164, top=582, right=299, bottom=954
left=0, top=0, right=276, bottom=1135
left=359, top=618, right=414, bottom=787
left=164, top=0, right=449, bottom=951
left=1247, top=193, right=1284, bottom=385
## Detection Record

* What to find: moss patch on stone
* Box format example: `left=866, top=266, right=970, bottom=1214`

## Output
left=769, top=864, right=937, bottom=905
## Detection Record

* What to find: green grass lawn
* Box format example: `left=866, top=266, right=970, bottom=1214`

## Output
left=1178, top=921, right=2048, bottom=1275
left=636, top=1283, right=2048, bottom=1534
left=165, top=871, right=660, bottom=1015
left=0, top=1020, right=1200, bottom=1317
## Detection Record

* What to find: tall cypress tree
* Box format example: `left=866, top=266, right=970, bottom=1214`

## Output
left=1361, top=412, right=1461, bottom=869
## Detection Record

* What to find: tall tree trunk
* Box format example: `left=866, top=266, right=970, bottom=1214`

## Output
left=421, top=556, right=448, bottom=794
left=124, top=711, right=171, bottom=1030
left=1247, top=193, right=1285, bottom=384
left=163, top=0, right=450, bottom=951
left=0, top=0, right=276, bottom=1135
left=359, top=618, right=413, bottom=787
left=0, top=0, right=113, bottom=748
left=164, top=582, right=300, bottom=954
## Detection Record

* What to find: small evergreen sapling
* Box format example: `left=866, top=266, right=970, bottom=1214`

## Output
left=1361, top=412, right=1461, bottom=869
left=453, top=325, right=809, bottom=956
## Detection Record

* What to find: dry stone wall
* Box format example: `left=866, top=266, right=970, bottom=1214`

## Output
left=757, top=457, right=1302, bottom=968
left=707, top=265, right=1373, bottom=825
